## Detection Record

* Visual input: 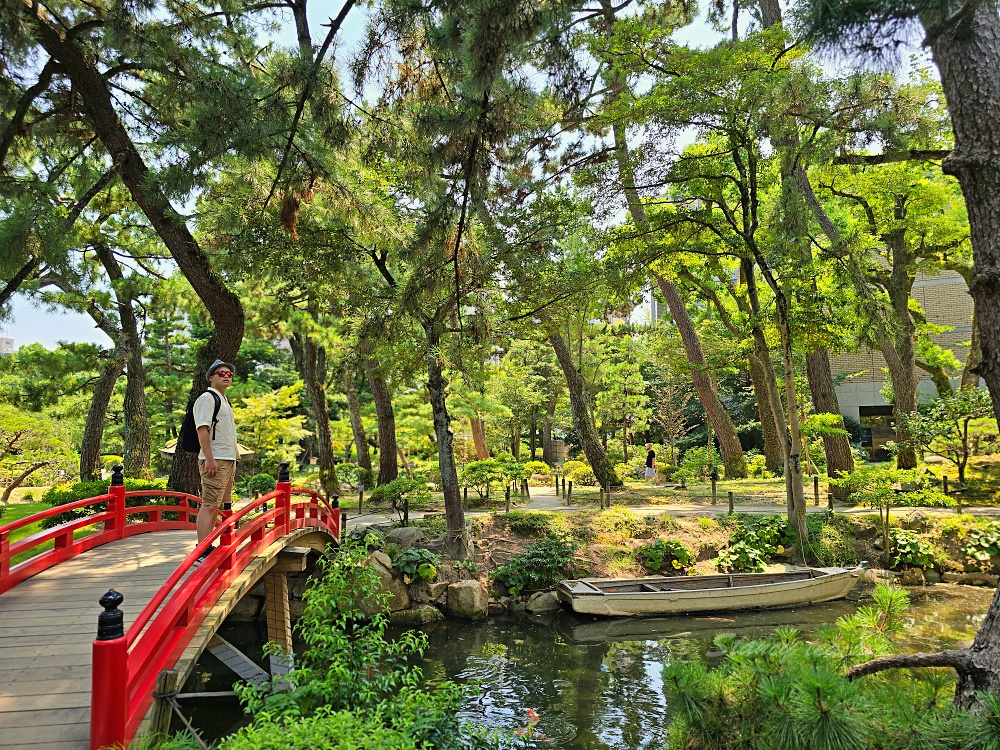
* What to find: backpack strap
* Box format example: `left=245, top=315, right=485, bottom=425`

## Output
left=209, top=391, right=222, bottom=440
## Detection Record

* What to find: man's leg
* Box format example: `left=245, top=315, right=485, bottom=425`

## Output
left=197, top=459, right=224, bottom=544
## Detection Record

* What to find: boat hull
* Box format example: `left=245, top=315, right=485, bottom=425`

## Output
left=556, top=567, right=862, bottom=617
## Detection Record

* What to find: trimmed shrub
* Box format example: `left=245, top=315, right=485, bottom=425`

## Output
left=41, top=478, right=171, bottom=528
left=522, top=460, right=550, bottom=476
left=560, top=460, right=588, bottom=477
left=569, top=466, right=597, bottom=486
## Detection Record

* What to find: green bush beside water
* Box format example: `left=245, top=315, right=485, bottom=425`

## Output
left=663, top=584, right=1000, bottom=750
left=155, top=540, right=516, bottom=750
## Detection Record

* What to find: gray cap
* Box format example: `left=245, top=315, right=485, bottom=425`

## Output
left=206, top=359, right=235, bottom=381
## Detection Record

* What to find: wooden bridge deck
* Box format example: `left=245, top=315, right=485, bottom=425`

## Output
left=0, top=531, right=193, bottom=750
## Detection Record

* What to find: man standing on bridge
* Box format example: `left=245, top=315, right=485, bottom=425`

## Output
left=194, top=359, right=238, bottom=565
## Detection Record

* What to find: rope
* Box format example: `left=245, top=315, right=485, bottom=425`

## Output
left=151, top=690, right=211, bottom=750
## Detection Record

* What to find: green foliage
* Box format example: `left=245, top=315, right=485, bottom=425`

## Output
left=559, top=460, right=588, bottom=476
left=895, top=487, right=956, bottom=508
left=898, top=387, right=996, bottom=484
left=659, top=584, right=1000, bottom=749
left=593, top=506, right=649, bottom=543
left=232, top=383, right=311, bottom=475
left=961, top=523, right=1000, bottom=563
left=744, top=451, right=774, bottom=479
left=460, top=460, right=507, bottom=497
left=392, top=548, right=440, bottom=581
left=40, top=478, right=170, bottom=528
left=637, top=538, right=694, bottom=573
left=493, top=510, right=556, bottom=536
left=224, top=540, right=509, bottom=750
left=409, top=515, right=448, bottom=539
left=716, top=515, right=796, bottom=572
left=677, top=445, right=723, bottom=482
left=522, top=460, right=550, bottom=476
left=492, top=535, right=575, bottom=596
left=369, top=478, right=431, bottom=511
left=243, top=473, right=277, bottom=497
left=891, top=529, right=934, bottom=568
left=568, top=465, right=597, bottom=486
left=715, top=541, right=769, bottom=573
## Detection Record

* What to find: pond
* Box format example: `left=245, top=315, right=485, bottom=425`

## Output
left=179, top=584, right=994, bottom=749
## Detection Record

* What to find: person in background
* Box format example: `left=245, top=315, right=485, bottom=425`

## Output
left=645, top=443, right=656, bottom=483
left=194, top=359, right=238, bottom=564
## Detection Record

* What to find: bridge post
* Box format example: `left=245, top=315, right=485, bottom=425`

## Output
left=91, top=590, right=128, bottom=750
left=107, top=465, right=126, bottom=540
left=276, top=461, right=291, bottom=533
left=264, top=570, right=294, bottom=683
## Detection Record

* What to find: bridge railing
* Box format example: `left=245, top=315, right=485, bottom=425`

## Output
left=0, top=477, right=200, bottom=596
left=89, top=461, right=340, bottom=750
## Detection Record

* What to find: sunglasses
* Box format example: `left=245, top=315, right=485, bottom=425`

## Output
left=213, top=370, right=234, bottom=378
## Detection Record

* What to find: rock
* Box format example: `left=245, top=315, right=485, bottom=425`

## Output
left=370, top=550, right=394, bottom=571
left=447, top=580, right=489, bottom=620
left=942, top=572, right=1000, bottom=586
left=526, top=591, right=561, bottom=613
left=385, top=527, right=424, bottom=551
left=924, top=569, right=942, bottom=584
left=390, top=604, right=444, bottom=625
left=900, top=568, right=925, bottom=586
left=410, top=579, right=451, bottom=604
left=488, top=600, right=507, bottom=615
left=427, top=581, right=449, bottom=600
left=363, top=553, right=410, bottom=613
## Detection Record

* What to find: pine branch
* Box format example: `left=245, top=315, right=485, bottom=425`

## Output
left=833, top=149, right=951, bottom=165
left=846, top=648, right=973, bottom=680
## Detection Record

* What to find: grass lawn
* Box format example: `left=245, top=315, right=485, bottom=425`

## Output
left=1, top=492, right=101, bottom=567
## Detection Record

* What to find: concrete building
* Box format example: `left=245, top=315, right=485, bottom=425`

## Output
left=0, top=338, right=14, bottom=356
left=829, top=270, right=975, bottom=456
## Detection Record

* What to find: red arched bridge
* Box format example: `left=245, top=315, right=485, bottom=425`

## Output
left=0, top=464, right=340, bottom=750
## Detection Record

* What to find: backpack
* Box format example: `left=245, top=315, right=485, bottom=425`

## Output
left=178, top=390, right=222, bottom=453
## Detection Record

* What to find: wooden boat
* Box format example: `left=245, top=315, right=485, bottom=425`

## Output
left=556, top=566, right=864, bottom=617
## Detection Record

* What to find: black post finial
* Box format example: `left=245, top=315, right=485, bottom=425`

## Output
left=97, top=590, right=125, bottom=640
left=111, top=464, right=125, bottom=486
left=278, top=461, right=290, bottom=483
left=330, top=493, right=340, bottom=509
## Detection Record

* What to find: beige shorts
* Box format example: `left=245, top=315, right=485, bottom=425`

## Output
left=199, top=459, right=237, bottom=509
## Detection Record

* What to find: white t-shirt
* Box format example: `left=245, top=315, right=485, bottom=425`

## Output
left=193, top=387, right=238, bottom=461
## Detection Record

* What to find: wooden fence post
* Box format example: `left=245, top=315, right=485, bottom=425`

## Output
left=567, top=481, right=573, bottom=503
left=728, top=491, right=734, bottom=514
left=814, top=475, right=820, bottom=506
left=505, top=485, right=511, bottom=513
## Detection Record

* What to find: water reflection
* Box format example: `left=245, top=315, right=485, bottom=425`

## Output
left=183, top=584, right=994, bottom=749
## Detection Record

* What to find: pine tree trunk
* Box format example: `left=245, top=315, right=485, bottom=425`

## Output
left=423, top=319, right=467, bottom=557
left=961, top=304, right=983, bottom=388
left=748, top=352, right=784, bottom=473
left=297, top=335, right=339, bottom=497
left=546, top=324, right=620, bottom=488
left=882, top=229, right=920, bottom=469
left=470, top=415, right=490, bottom=459
left=541, top=398, right=557, bottom=465
left=805, top=348, right=855, bottom=497
left=361, top=346, right=399, bottom=486
left=925, top=10, right=1000, bottom=704
left=654, top=275, right=747, bottom=478
left=343, top=368, right=372, bottom=472
left=0, top=462, right=51, bottom=506
left=27, top=13, right=245, bottom=495
left=80, top=354, right=125, bottom=482
left=95, top=243, right=150, bottom=478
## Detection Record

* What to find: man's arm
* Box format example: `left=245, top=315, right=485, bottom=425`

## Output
left=198, top=426, right=217, bottom=476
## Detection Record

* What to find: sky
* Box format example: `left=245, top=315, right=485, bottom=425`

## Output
left=5, top=4, right=723, bottom=351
